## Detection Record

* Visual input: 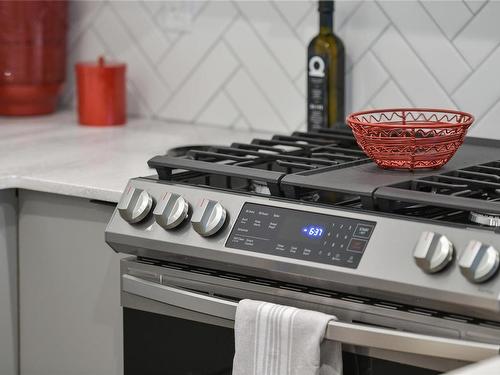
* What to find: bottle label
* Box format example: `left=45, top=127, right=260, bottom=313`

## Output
left=307, top=55, right=329, bottom=130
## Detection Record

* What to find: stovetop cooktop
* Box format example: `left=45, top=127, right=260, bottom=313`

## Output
left=148, top=128, right=500, bottom=231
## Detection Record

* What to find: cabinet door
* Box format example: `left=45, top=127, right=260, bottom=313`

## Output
left=19, top=191, right=122, bottom=375
left=0, top=190, right=18, bottom=375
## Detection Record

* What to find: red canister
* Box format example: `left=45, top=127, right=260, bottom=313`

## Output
left=0, top=0, right=68, bottom=116
left=75, top=57, right=126, bottom=126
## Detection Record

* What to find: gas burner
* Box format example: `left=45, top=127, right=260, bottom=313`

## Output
left=470, top=212, right=500, bottom=227
left=249, top=180, right=270, bottom=195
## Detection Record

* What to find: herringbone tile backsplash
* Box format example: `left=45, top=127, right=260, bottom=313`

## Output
left=65, top=0, right=500, bottom=138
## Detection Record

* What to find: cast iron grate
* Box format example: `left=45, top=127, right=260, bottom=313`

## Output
left=374, top=160, right=500, bottom=227
left=148, top=128, right=370, bottom=197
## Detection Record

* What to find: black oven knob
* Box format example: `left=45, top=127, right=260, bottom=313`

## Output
left=459, top=241, right=499, bottom=283
left=153, top=193, right=189, bottom=230
left=191, top=199, right=227, bottom=237
left=413, top=231, right=454, bottom=273
left=117, top=187, right=154, bottom=224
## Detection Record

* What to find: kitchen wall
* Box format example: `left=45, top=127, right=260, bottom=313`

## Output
left=65, top=0, right=500, bottom=138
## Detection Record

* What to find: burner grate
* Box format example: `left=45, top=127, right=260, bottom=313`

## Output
left=150, top=130, right=500, bottom=229
left=374, top=160, right=500, bottom=227
left=148, top=129, right=370, bottom=196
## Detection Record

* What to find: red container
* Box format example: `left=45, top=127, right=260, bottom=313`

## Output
left=75, top=57, right=126, bottom=126
left=346, top=108, right=474, bottom=170
left=0, top=0, right=68, bottom=115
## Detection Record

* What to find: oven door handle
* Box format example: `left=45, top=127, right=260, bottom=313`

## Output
left=122, top=274, right=500, bottom=362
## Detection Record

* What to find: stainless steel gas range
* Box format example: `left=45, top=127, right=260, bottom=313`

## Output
left=105, top=128, right=500, bottom=375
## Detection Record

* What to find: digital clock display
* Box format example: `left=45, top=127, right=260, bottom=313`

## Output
left=227, top=203, right=376, bottom=269
left=301, top=225, right=324, bottom=239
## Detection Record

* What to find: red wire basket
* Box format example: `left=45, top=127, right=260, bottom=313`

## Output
left=346, top=108, right=474, bottom=170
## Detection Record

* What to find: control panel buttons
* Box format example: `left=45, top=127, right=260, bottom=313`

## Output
left=459, top=241, right=499, bottom=283
left=117, top=187, right=153, bottom=224
left=413, top=231, right=454, bottom=274
left=191, top=199, right=227, bottom=237
left=226, top=203, right=375, bottom=269
left=354, top=224, right=374, bottom=239
left=153, top=193, right=189, bottom=230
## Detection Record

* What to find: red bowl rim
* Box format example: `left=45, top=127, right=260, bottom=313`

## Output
left=346, top=108, right=474, bottom=129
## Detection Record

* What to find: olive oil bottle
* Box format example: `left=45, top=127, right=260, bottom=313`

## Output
left=307, top=0, right=345, bottom=131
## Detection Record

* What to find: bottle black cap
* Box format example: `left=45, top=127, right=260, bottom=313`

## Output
left=318, top=0, right=334, bottom=12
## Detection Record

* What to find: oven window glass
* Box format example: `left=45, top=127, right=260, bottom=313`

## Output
left=124, top=308, right=235, bottom=375
left=124, top=308, right=440, bottom=375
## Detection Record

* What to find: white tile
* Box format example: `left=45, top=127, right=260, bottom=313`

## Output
left=126, top=83, right=152, bottom=118
left=468, top=99, right=500, bottom=139
left=197, top=91, right=240, bottom=128
left=295, top=121, right=307, bottom=132
left=378, top=1, right=470, bottom=93
left=225, top=19, right=305, bottom=129
left=295, top=5, right=317, bottom=44
left=454, top=2, right=500, bottom=69
left=68, top=1, right=103, bottom=45
left=237, top=1, right=305, bottom=78
left=372, top=27, right=454, bottom=108
left=111, top=1, right=170, bottom=64
left=272, top=0, right=312, bottom=26
left=420, top=1, right=472, bottom=40
left=233, top=116, right=251, bottom=131
left=346, top=52, right=388, bottom=112
left=335, top=0, right=363, bottom=29
left=337, top=2, right=389, bottom=69
left=94, top=5, right=171, bottom=112
left=370, top=80, right=413, bottom=109
left=225, top=70, right=288, bottom=132
left=141, top=0, right=163, bottom=16
left=464, top=0, right=487, bottom=13
left=160, top=43, right=238, bottom=122
left=453, top=45, right=500, bottom=119
left=63, top=0, right=500, bottom=141
left=157, top=1, right=237, bottom=91
left=294, top=70, right=307, bottom=97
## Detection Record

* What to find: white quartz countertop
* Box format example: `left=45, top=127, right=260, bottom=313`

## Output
left=0, top=111, right=265, bottom=203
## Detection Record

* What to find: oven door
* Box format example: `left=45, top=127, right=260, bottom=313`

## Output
left=120, top=259, right=500, bottom=375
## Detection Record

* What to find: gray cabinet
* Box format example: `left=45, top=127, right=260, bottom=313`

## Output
left=19, top=191, right=122, bottom=375
left=0, top=190, right=18, bottom=375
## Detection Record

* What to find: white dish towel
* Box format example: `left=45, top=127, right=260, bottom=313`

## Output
left=232, top=299, right=342, bottom=375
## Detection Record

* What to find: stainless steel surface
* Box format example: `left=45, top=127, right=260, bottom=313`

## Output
left=117, top=187, right=153, bottom=224
left=106, top=178, right=500, bottom=320
left=122, top=272, right=500, bottom=363
left=446, top=357, right=500, bottom=375
left=414, top=231, right=454, bottom=274
left=191, top=199, right=226, bottom=237
left=459, top=241, right=500, bottom=283
left=469, top=212, right=500, bottom=228
left=108, top=135, right=500, bottom=374
left=153, top=192, right=189, bottom=230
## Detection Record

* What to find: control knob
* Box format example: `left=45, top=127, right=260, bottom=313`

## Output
left=413, top=231, right=454, bottom=273
left=117, top=187, right=153, bottom=224
left=154, top=193, right=189, bottom=229
left=459, top=241, right=499, bottom=283
left=191, top=199, right=227, bottom=237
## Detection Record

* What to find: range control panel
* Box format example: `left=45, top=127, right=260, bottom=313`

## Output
left=226, top=203, right=376, bottom=269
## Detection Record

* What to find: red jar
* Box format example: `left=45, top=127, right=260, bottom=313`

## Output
left=75, top=57, right=126, bottom=126
left=0, top=0, right=68, bottom=116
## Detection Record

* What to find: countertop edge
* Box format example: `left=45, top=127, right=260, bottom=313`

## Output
left=0, top=175, right=123, bottom=203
